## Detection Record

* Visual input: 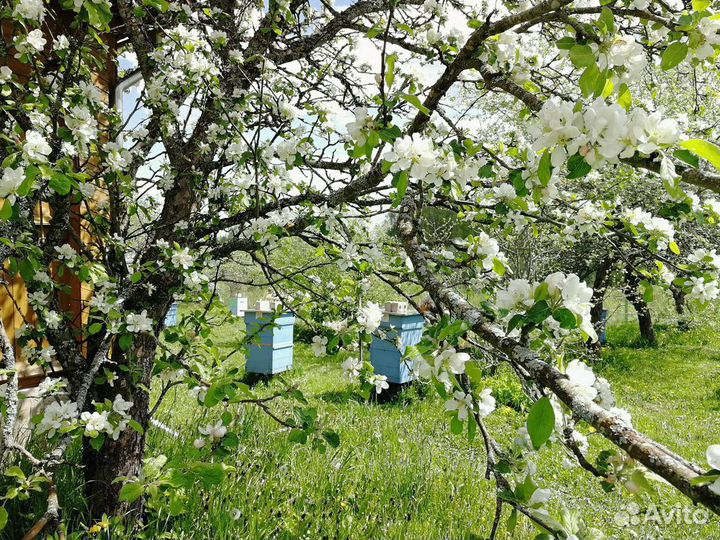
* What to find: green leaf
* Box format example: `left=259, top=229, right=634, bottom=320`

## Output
left=467, top=415, right=477, bottom=442
left=692, top=0, right=711, bottom=11
left=526, top=396, right=555, bottom=450
left=128, top=419, right=144, bottom=435
left=118, top=333, right=133, bottom=351
left=525, top=300, right=551, bottom=324
left=84, top=1, right=113, bottom=29
left=400, top=93, right=430, bottom=116
left=288, top=428, right=308, bottom=444
left=673, top=148, right=699, bottom=168
left=88, top=322, right=103, bottom=335
left=642, top=282, right=654, bottom=303
left=385, top=53, right=396, bottom=89
left=669, top=241, right=681, bottom=255
left=450, top=415, right=463, bottom=435
left=553, top=308, right=578, bottom=330
left=90, top=433, right=105, bottom=451
left=507, top=314, right=525, bottom=334
left=507, top=508, right=518, bottom=532
left=465, top=362, right=484, bottom=385
left=579, top=63, right=608, bottom=99
left=4, top=466, right=26, bottom=480
left=190, top=462, right=228, bottom=487
left=168, top=492, right=185, bottom=516
left=119, top=482, right=144, bottom=503
left=617, top=83, right=632, bottom=111
left=0, top=507, right=7, bottom=531
left=681, top=139, right=720, bottom=171
left=0, top=200, right=13, bottom=221
left=392, top=170, right=409, bottom=201
left=321, top=430, right=340, bottom=448
left=538, top=151, right=552, bottom=186
left=204, top=384, right=226, bottom=408
left=690, top=472, right=720, bottom=485
left=661, top=42, right=688, bottom=71
left=566, top=153, right=592, bottom=179
left=556, top=37, right=576, bottom=50
left=144, top=0, right=170, bottom=11
left=569, top=44, right=595, bottom=68
left=534, top=282, right=550, bottom=302
left=599, top=7, right=615, bottom=33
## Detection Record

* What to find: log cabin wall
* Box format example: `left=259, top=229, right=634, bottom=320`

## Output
left=0, top=4, right=118, bottom=388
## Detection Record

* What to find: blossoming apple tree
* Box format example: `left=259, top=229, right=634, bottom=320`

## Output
left=3, top=0, right=720, bottom=537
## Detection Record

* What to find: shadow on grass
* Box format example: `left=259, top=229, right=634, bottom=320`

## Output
left=318, top=389, right=365, bottom=404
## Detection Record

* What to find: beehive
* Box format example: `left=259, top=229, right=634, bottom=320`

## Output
left=244, top=312, right=295, bottom=374
left=369, top=313, right=425, bottom=384
left=228, top=295, right=248, bottom=317
left=164, top=302, right=179, bottom=327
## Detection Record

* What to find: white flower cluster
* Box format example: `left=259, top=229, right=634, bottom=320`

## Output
left=357, top=302, right=383, bottom=333
left=145, top=24, right=218, bottom=108
left=345, top=107, right=374, bottom=146
left=81, top=394, right=134, bottom=440
left=414, top=347, right=470, bottom=390
left=13, top=0, right=45, bottom=21
left=621, top=207, right=675, bottom=251
left=562, top=200, right=608, bottom=240
left=597, top=36, right=647, bottom=82
left=467, top=232, right=506, bottom=273
left=445, top=388, right=495, bottom=421
left=194, top=420, right=227, bottom=449
left=531, top=98, right=681, bottom=170
left=565, top=360, right=632, bottom=426
left=707, top=445, right=720, bottom=495
left=37, top=400, right=78, bottom=437
left=311, top=335, right=328, bottom=357
left=341, top=356, right=362, bottom=379
left=495, top=273, right=598, bottom=341
left=684, top=248, right=720, bottom=304
left=381, top=135, right=487, bottom=191
left=37, top=394, right=133, bottom=441
left=126, top=310, right=153, bottom=333
left=64, top=106, right=98, bottom=156
left=368, top=374, right=389, bottom=394
left=383, top=134, right=438, bottom=182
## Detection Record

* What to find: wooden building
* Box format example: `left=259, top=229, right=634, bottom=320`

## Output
left=1, top=3, right=120, bottom=388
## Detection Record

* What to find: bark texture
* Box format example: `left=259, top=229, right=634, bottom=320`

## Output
left=622, top=268, right=657, bottom=345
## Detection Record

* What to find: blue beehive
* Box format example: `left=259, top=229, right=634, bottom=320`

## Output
left=244, top=311, right=295, bottom=374
left=599, top=308, right=609, bottom=345
left=164, top=302, right=179, bottom=327
left=228, top=295, right=248, bottom=317
left=369, top=313, right=425, bottom=384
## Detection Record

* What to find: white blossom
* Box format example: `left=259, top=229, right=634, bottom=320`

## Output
left=311, top=335, right=328, bottom=357
left=357, top=302, right=383, bottom=333
left=368, top=374, right=389, bottom=394
left=126, top=310, right=153, bottom=333
left=23, top=130, right=52, bottom=162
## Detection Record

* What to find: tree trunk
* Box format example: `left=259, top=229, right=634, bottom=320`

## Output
left=623, top=269, right=657, bottom=345
left=671, top=284, right=689, bottom=330
left=671, top=285, right=686, bottom=315
left=82, top=332, right=157, bottom=519
left=587, top=259, right=613, bottom=353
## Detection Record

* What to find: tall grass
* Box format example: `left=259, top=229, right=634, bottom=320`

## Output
left=4, top=320, right=720, bottom=539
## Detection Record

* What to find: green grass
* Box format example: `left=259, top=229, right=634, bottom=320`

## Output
left=6, top=320, right=720, bottom=539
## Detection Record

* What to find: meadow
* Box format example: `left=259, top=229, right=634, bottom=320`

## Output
left=8, top=314, right=720, bottom=540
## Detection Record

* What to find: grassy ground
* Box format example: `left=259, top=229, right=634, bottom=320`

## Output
left=7, top=319, right=720, bottom=539
left=135, top=320, right=720, bottom=540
